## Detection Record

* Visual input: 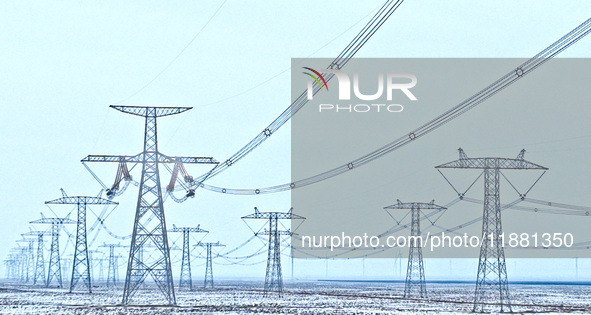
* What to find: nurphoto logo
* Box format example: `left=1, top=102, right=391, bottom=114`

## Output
left=303, top=67, right=418, bottom=113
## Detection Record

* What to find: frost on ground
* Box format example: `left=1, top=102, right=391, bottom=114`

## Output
left=0, top=281, right=589, bottom=314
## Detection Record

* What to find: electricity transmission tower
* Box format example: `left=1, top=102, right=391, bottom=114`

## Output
left=22, top=231, right=46, bottom=285
left=62, top=255, right=73, bottom=285
left=7, top=251, right=20, bottom=281
left=196, top=242, right=225, bottom=288
left=436, top=148, right=547, bottom=313
left=87, top=249, right=102, bottom=283
left=242, top=207, right=304, bottom=296
left=82, top=105, right=218, bottom=305
left=3, top=259, right=12, bottom=279
left=384, top=200, right=446, bottom=298
left=46, top=189, right=117, bottom=293
left=16, top=238, right=35, bottom=283
left=11, top=247, right=28, bottom=282
left=100, top=243, right=126, bottom=288
left=4, top=258, right=17, bottom=280
left=30, top=215, right=75, bottom=288
left=97, top=258, right=106, bottom=282
left=169, top=224, right=207, bottom=291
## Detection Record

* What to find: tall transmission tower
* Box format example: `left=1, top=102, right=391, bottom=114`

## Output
left=87, top=249, right=102, bottom=283
left=196, top=242, right=225, bottom=288
left=22, top=231, right=46, bottom=285
left=384, top=200, right=446, bottom=298
left=97, top=257, right=106, bottom=282
left=82, top=105, right=218, bottom=305
left=169, top=224, right=207, bottom=291
left=242, top=207, right=304, bottom=296
left=6, top=252, right=20, bottom=281
left=99, top=243, right=127, bottom=288
left=4, top=258, right=17, bottom=280
left=46, top=189, right=117, bottom=293
left=436, top=148, right=547, bottom=313
left=11, top=247, right=28, bottom=282
left=30, top=215, right=75, bottom=288
left=62, top=255, right=73, bottom=285
left=16, top=238, right=35, bottom=283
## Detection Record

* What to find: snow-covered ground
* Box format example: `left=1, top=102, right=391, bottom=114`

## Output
left=0, top=280, right=589, bottom=314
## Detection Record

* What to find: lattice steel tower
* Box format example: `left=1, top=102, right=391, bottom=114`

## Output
left=196, top=242, right=225, bottom=288
left=169, top=224, right=207, bottom=291
left=436, top=148, right=547, bottom=313
left=385, top=200, right=446, bottom=298
left=30, top=215, right=75, bottom=288
left=22, top=231, right=46, bottom=285
left=82, top=105, right=218, bottom=304
left=242, top=207, right=304, bottom=296
left=11, top=247, right=27, bottom=282
left=15, top=238, right=35, bottom=283
left=100, top=243, right=126, bottom=288
left=46, top=189, right=117, bottom=293
left=87, top=249, right=102, bottom=283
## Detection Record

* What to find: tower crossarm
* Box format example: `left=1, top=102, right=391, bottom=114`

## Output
left=196, top=242, right=225, bottom=248
left=81, top=154, right=142, bottom=163
left=16, top=238, right=35, bottom=243
left=169, top=224, right=208, bottom=233
left=22, top=231, right=46, bottom=237
left=99, top=243, right=128, bottom=249
left=435, top=148, right=548, bottom=170
left=241, top=207, right=306, bottom=220
left=435, top=158, right=547, bottom=170
left=110, top=105, right=192, bottom=118
left=256, top=230, right=293, bottom=236
left=82, top=154, right=217, bottom=165
left=30, top=218, right=76, bottom=225
left=385, top=200, right=447, bottom=210
left=11, top=247, right=28, bottom=253
left=45, top=196, right=118, bottom=205
left=158, top=153, right=218, bottom=165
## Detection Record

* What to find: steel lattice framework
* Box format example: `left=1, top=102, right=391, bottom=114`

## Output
left=30, top=216, right=75, bottom=288
left=242, top=208, right=304, bottom=296
left=196, top=242, right=225, bottom=288
left=4, top=257, right=17, bottom=280
left=87, top=249, right=102, bottom=283
left=99, top=243, right=127, bottom=288
left=15, top=238, right=35, bottom=283
left=22, top=231, right=46, bottom=285
left=169, top=224, right=208, bottom=290
left=436, top=148, right=547, bottom=313
left=385, top=200, right=446, bottom=298
left=46, top=190, right=117, bottom=293
left=10, top=247, right=27, bottom=282
left=82, top=105, right=218, bottom=305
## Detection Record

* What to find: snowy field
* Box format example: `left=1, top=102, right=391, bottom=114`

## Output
left=0, top=280, right=589, bottom=314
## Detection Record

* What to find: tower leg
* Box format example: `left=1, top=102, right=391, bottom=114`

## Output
left=33, top=234, right=45, bottom=284
left=473, top=167, right=512, bottom=312
left=179, top=231, right=193, bottom=290
left=404, top=204, right=426, bottom=298
left=46, top=223, right=62, bottom=288
left=99, top=259, right=104, bottom=282
left=264, top=216, right=283, bottom=296
left=108, top=247, right=115, bottom=288
left=70, top=202, right=91, bottom=293
left=26, top=240, right=34, bottom=283
left=122, top=111, right=175, bottom=305
left=204, top=245, right=213, bottom=288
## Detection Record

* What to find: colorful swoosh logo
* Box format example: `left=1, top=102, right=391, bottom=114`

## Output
left=302, top=67, right=329, bottom=91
